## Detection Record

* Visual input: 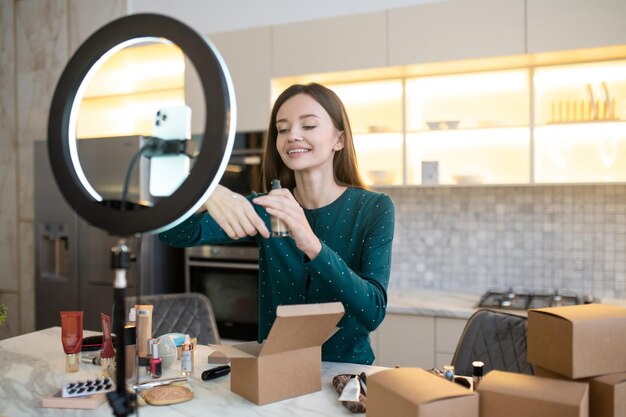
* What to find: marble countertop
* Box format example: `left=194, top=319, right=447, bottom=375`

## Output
left=386, top=288, right=481, bottom=319
left=0, top=327, right=384, bottom=417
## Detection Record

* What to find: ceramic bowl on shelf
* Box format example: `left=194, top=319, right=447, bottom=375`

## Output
left=426, top=120, right=460, bottom=130
left=453, top=175, right=484, bottom=185
left=367, top=170, right=396, bottom=185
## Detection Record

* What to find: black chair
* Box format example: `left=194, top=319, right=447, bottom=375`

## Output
left=125, top=292, right=221, bottom=345
left=451, top=309, right=534, bottom=376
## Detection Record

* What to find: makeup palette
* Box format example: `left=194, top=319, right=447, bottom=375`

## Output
left=61, top=377, right=115, bottom=398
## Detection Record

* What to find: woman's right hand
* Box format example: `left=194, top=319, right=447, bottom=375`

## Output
left=203, top=185, right=270, bottom=239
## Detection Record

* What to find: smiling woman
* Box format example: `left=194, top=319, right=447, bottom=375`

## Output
left=159, top=82, right=395, bottom=365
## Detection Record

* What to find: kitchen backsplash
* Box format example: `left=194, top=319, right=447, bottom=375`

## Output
left=383, top=185, right=626, bottom=300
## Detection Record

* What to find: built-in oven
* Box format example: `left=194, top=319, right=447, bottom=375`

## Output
left=184, top=130, right=265, bottom=341
left=186, top=244, right=259, bottom=341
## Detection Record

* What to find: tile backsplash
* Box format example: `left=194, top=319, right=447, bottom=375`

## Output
left=383, top=185, right=626, bottom=300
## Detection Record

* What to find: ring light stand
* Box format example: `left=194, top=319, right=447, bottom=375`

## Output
left=47, top=14, right=236, bottom=416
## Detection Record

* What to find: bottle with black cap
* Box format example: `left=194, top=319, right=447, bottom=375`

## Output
left=472, top=361, right=484, bottom=391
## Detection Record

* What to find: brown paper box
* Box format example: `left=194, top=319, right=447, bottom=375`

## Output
left=535, top=366, right=626, bottom=417
left=477, top=370, right=589, bottom=417
left=209, top=302, right=344, bottom=405
left=366, top=368, right=478, bottom=417
left=527, top=304, right=626, bottom=379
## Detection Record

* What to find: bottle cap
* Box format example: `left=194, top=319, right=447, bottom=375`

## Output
left=152, top=340, right=160, bottom=359
left=184, top=334, right=191, bottom=345
left=472, top=361, right=484, bottom=377
left=271, top=179, right=281, bottom=190
left=128, top=308, right=136, bottom=322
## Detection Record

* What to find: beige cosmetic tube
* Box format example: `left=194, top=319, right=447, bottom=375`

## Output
left=135, top=305, right=153, bottom=363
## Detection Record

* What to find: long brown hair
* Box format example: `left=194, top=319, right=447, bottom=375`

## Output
left=261, top=83, right=365, bottom=192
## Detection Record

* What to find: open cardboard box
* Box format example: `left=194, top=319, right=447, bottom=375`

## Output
left=478, top=370, right=589, bottom=417
left=527, top=304, right=626, bottom=379
left=366, top=368, right=478, bottom=417
left=535, top=366, right=626, bottom=417
left=208, top=302, right=344, bottom=405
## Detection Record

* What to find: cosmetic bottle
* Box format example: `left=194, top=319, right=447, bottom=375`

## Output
left=270, top=179, right=290, bottom=237
left=472, top=361, right=484, bottom=391
left=443, top=365, right=455, bottom=382
left=124, top=308, right=137, bottom=380
left=136, top=304, right=153, bottom=367
left=60, top=311, right=84, bottom=373
left=99, top=313, right=115, bottom=378
left=181, top=334, right=194, bottom=376
left=150, top=339, right=162, bottom=379
left=146, top=339, right=153, bottom=375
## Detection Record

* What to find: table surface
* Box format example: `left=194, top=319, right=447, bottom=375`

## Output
left=0, top=327, right=385, bottom=417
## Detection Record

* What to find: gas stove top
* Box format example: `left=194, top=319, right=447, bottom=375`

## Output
left=477, top=289, right=594, bottom=310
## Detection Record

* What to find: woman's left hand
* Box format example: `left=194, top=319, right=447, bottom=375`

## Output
left=252, top=189, right=322, bottom=259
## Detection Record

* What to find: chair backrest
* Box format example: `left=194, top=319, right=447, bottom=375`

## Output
left=451, top=309, right=533, bottom=376
left=125, top=292, right=220, bottom=345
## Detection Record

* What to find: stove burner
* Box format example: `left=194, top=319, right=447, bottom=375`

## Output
left=477, top=289, right=582, bottom=310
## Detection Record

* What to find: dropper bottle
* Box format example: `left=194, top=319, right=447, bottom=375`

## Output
left=270, top=179, right=290, bottom=237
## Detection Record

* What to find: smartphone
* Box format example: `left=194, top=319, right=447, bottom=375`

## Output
left=149, top=105, right=192, bottom=197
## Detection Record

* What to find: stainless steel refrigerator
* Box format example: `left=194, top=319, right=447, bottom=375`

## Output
left=34, top=137, right=184, bottom=331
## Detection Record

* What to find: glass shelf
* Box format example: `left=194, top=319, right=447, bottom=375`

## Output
left=353, top=133, right=404, bottom=186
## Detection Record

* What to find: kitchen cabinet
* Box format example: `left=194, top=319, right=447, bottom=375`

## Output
left=371, top=313, right=467, bottom=370
left=190, top=27, right=272, bottom=132
left=388, top=0, right=525, bottom=66
left=527, top=0, right=626, bottom=54
left=271, top=12, right=387, bottom=78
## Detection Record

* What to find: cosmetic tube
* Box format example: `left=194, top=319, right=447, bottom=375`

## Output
left=99, top=313, right=115, bottom=378
left=60, top=311, right=83, bottom=373
left=135, top=304, right=153, bottom=366
left=270, top=179, right=290, bottom=237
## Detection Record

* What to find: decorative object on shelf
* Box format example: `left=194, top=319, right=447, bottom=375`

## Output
left=421, top=161, right=439, bottom=185
left=367, top=170, right=396, bottom=185
left=426, top=120, right=460, bottom=130
left=453, top=175, right=484, bottom=185
left=550, top=82, right=618, bottom=123
left=0, top=304, right=6, bottom=326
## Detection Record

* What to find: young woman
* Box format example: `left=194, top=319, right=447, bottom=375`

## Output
left=160, top=83, right=394, bottom=364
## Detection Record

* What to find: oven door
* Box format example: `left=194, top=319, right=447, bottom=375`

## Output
left=187, top=252, right=259, bottom=341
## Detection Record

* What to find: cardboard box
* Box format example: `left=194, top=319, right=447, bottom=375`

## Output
left=366, top=368, right=478, bottom=417
left=478, top=370, right=589, bottom=417
left=535, top=366, right=626, bottom=417
left=527, top=304, right=626, bottom=379
left=209, top=302, right=344, bottom=405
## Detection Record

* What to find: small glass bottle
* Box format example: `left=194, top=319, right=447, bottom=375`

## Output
left=443, top=365, right=455, bottom=382
left=150, top=340, right=162, bottom=379
left=145, top=339, right=153, bottom=375
left=472, top=360, right=484, bottom=391
left=270, top=179, right=290, bottom=237
left=181, top=334, right=194, bottom=376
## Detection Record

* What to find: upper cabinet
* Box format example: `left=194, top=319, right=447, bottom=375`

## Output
left=527, top=0, right=626, bottom=53
left=388, top=0, right=525, bottom=66
left=197, top=27, right=273, bottom=132
left=271, top=12, right=387, bottom=77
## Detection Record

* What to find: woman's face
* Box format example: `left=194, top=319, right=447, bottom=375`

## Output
left=274, top=93, right=343, bottom=174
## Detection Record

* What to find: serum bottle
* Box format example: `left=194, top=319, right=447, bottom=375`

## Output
left=270, top=179, right=290, bottom=237
left=181, top=334, right=194, bottom=376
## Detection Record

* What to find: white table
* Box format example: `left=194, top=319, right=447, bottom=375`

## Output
left=0, top=327, right=384, bottom=416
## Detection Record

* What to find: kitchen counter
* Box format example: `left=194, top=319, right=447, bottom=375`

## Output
left=0, top=327, right=384, bottom=417
left=386, top=288, right=481, bottom=319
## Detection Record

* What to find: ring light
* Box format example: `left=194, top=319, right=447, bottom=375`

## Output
left=48, top=13, right=236, bottom=237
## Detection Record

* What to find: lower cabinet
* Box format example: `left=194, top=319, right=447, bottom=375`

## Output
left=371, top=313, right=468, bottom=370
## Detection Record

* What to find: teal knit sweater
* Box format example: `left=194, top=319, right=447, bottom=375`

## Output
left=159, top=187, right=394, bottom=364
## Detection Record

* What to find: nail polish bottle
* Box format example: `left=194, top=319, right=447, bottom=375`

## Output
left=150, top=340, right=162, bottom=379
left=145, top=339, right=153, bottom=375
left=270, top=179, right=290, bottom=237
left=181, top=334, right=193, bottom=376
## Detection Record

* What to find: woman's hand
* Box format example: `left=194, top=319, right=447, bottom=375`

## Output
left=252, top=189, right=322, bottom=260
left=204, top=185, right=270, bottom=239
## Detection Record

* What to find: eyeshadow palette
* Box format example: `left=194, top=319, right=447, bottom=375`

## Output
left=62, top=377, right=115, bottom=398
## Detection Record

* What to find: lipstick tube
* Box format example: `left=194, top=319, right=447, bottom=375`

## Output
left=60, top=311, right=83, bottom=373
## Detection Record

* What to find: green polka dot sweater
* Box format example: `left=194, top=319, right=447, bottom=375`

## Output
left=159, top=187, right=395, bottom=365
